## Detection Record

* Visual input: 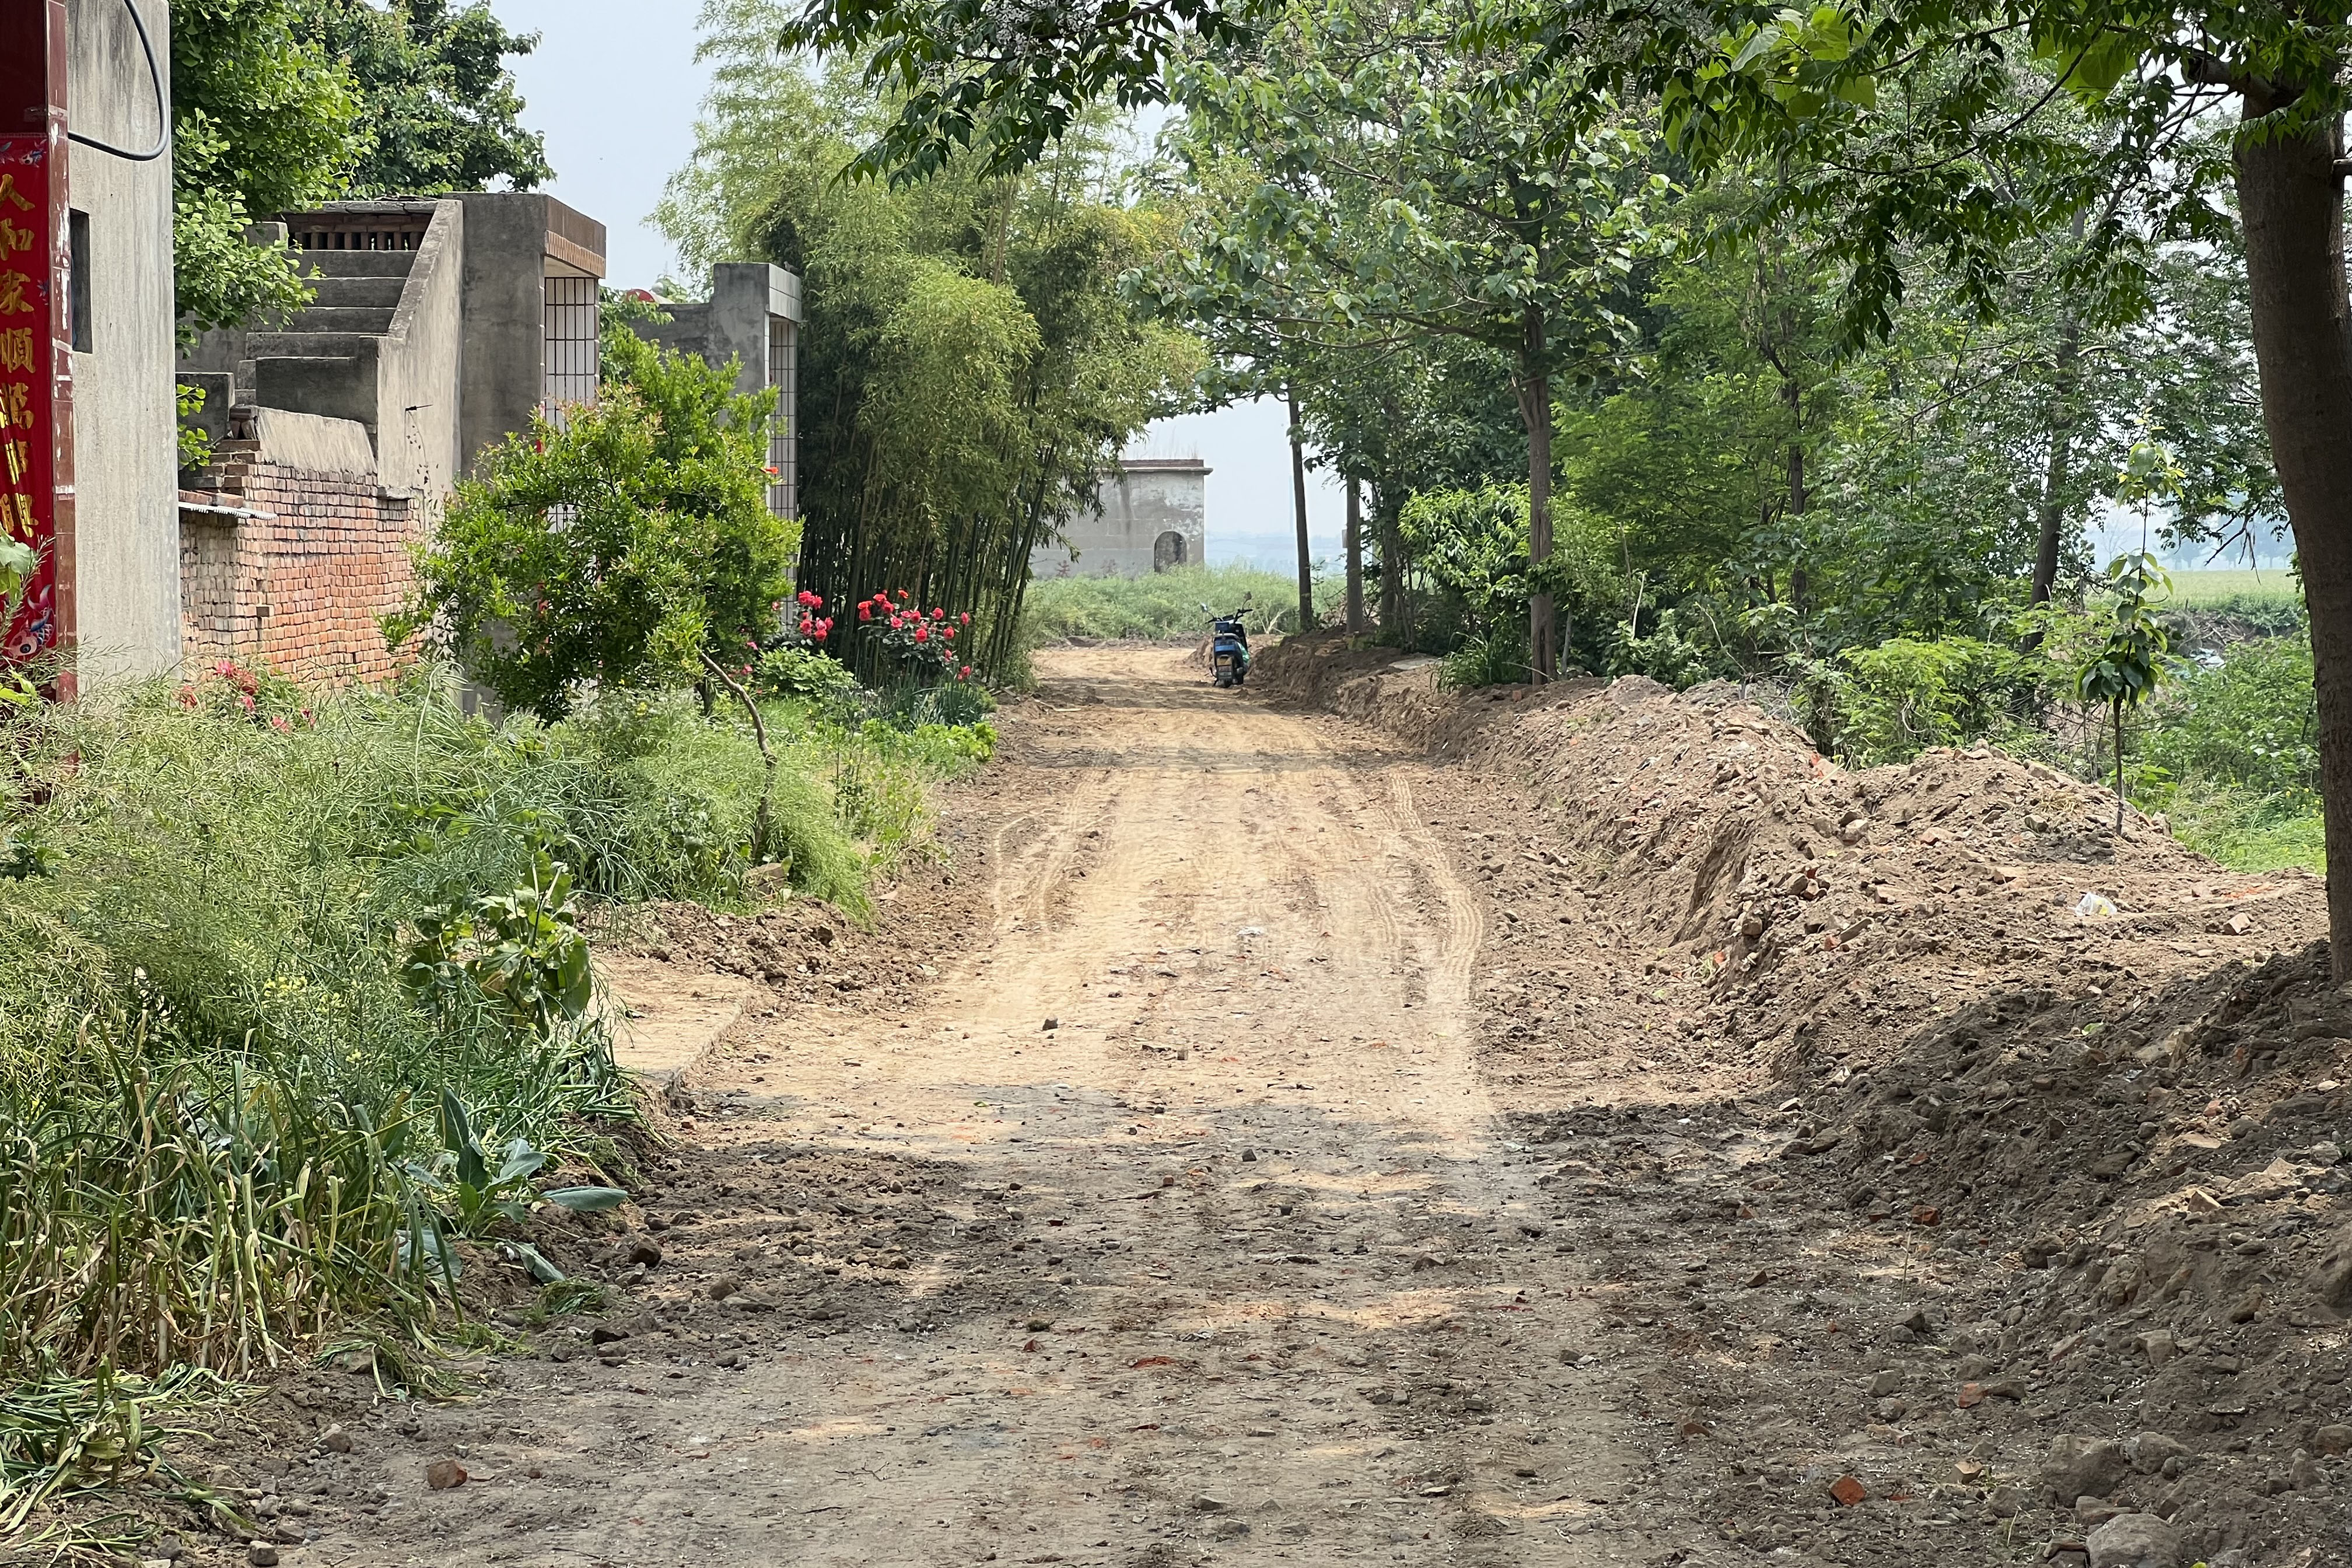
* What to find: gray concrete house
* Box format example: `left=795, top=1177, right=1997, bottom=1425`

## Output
left=178, top=192, right=608, bottom=495
left=626, top=262, right=803, bottom=520
left=1031, top=456, right=1210, bottom=579
left=172, top=194, right=609, bottom=683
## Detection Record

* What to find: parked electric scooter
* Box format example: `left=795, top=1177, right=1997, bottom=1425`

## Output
left=1202, top=603, right=1252, bottom=688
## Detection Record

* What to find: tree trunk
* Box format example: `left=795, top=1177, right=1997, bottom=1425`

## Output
left=1376, top=480, right=1404, bottom=635
left=2235, top=99, right=2352, bottom=979
left=2032, top=309, right=2083, bottom=607
left=1345, top=474, right=1366, bottom=634
left=1517, top=305, right=1556, bottom=681
left=1287, top=385, right=1314, bottom=636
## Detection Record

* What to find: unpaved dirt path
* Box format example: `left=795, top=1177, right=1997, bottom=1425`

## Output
left=331, top=648, right=1694, bottom=1567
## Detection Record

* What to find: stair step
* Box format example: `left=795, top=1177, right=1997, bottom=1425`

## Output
left=296, top=249, right=418, bottom=279
left=306, top=275, right=405, bottom=309
left=246, top=331, right=383, bottom=359
left=285, top=306, right=396, bottom=335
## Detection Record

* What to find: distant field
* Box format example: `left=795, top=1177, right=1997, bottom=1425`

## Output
left=2168, top=569, right=2301, bottom=606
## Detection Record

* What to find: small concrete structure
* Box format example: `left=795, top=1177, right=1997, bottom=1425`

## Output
left=628, top=262, right=802, bottom=519
left=181, top=192, right=607, bottom=488
left=1031, top=456, right=1209, bottom=579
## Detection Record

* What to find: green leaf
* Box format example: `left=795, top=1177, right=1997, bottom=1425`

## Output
left=501, top=1241, right=566, bottom=1284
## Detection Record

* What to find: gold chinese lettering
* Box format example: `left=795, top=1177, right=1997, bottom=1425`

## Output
left=1, top=439, right=23, bottom=483
left=0, top=383, right=30, bottom=429
left=0, top=271, right=30, bottom=316
left=0, top=221, right=29, bottom=257
left=0, top=328, right=29, bottom=373
left=0, top=175, right=30, bottom=212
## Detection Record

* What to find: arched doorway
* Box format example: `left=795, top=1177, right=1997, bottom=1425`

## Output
left=1153, top=530, right=1187, bottom=572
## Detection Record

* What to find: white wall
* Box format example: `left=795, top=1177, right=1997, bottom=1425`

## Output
left=66, top=0, right=179, bottom=682
left=1034, top=462, right=1210, bottom=579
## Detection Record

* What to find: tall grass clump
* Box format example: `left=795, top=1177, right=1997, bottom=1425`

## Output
left=1021, top=564, right=1339, bottom=645
left=0, top=656, right=979, bottom=1400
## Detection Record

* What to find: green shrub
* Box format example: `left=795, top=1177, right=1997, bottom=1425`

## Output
left=391, top=334, right=794, bottom=720
left=2140, top=634, right=2316, bottom=800
left=1439, top=628, right=1528, bottom=688
left=0, top=657, right=981, bottom=1391
left=1798, top=636, right=2027, bottom=766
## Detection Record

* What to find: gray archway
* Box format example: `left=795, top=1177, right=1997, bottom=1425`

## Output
left=1153, top=530, right=1187, bottom=572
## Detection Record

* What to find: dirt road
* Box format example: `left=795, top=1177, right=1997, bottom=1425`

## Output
left=318, top=647, right=1686, bottom=1567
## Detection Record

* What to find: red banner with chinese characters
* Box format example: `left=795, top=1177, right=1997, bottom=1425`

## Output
left=0, top=132, right=57, bottom=664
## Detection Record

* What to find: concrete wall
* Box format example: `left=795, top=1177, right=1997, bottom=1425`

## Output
left=1031, top=459, right=1210, bottom=579
left=632, top=262, right=801, bottom=517
left=65, top=0, right=178, bottom=682
left=373, top=198, right=461, bottom=503
left=453, top=192, right=604, bottom=470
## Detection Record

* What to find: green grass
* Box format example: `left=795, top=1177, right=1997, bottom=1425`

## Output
left=0, top=662, right=985, bottom=1408
left=2166, top=785, right=2326, bottom=874
left=1021, top=564, right=1342, bottom=645
left=2166, top=569, right=2300, bottom=606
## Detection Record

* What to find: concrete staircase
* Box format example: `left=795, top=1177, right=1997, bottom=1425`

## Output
left=231, top=250, right=418, bottom=442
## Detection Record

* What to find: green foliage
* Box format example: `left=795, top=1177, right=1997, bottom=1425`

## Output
left=656, top=26, right=1198, bottom=680
left=1395, top=484, right=1627, bottom=668
left=400, top=853, right=593, bottom=1038
left=2141, top=635, right=2316, bottom=801
left=754, top=646, right=864, bottom=709
left=392, top=335, right=793, bottom=720
left=0, top=652, right=985, bottom=1387
left=1439, top=629, right=1528, bottom=690
left=1798, top=637, right=2026, bottom=767
left=298, top=0, right=552, bottom=197
left=2165, top=786, right=2325, bottom=875
left=176, top=384, right=215, bottom=473
left=170, top=0, right=364, bottom=333
left=1020, top=565, right=1331, bottom=645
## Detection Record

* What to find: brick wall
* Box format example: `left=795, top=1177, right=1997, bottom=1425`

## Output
left=179, top=443, right=422, bottom=685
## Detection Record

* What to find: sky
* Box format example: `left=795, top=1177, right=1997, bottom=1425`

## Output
left=498, top=0, right=1346, bottom=572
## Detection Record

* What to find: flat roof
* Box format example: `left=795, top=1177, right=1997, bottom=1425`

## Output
left=1112, top=456, right=1212, bottom=474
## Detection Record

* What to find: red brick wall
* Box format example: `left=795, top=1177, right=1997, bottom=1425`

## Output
left=179, top=445, right=422, bottom=685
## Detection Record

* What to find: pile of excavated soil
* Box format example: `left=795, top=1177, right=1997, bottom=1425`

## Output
left=1263, top=636, right=2347, bottom=1567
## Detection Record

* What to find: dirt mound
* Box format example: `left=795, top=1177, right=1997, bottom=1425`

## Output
left=1263, top=646, right=2322, bottom=1083
left=1273, top=649, right=2346, bottom=1564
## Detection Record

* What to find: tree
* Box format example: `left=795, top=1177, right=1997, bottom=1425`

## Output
left=170, top=0, right=363, bottom=332
left=1140, top=0, right=1660, bottom=677
left=389, top=331, right=794, bottom=721
left=655, top=10, right=1198, bottom=678
left=1610, top=0, right=2350, bottom=961
left=299, top=0, right=553, bottom=195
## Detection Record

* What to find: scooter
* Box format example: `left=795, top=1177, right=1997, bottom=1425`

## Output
left=1203, top=603, right=1252, bottom=688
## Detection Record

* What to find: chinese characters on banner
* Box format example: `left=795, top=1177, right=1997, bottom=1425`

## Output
left=0, top=135, right=54, bottom=665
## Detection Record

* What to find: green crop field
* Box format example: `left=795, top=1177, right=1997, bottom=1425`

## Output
left=2167, top=569, right=2301, bottom=606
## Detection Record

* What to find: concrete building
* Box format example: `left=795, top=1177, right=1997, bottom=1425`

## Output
left=1031, top=456, right=1209, bottom=579
left=627, top=262, right=802, bottom=520
left=176, top=194, right=607, bottom=681
left=2, top=0, right=181, bottom=687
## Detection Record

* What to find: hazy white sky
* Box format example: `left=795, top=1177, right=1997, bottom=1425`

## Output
left=498, top=0, right=1343, bottom=568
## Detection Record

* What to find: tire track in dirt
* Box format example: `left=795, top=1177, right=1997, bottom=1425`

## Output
left=318, top=647, right=1695, bottom=1568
